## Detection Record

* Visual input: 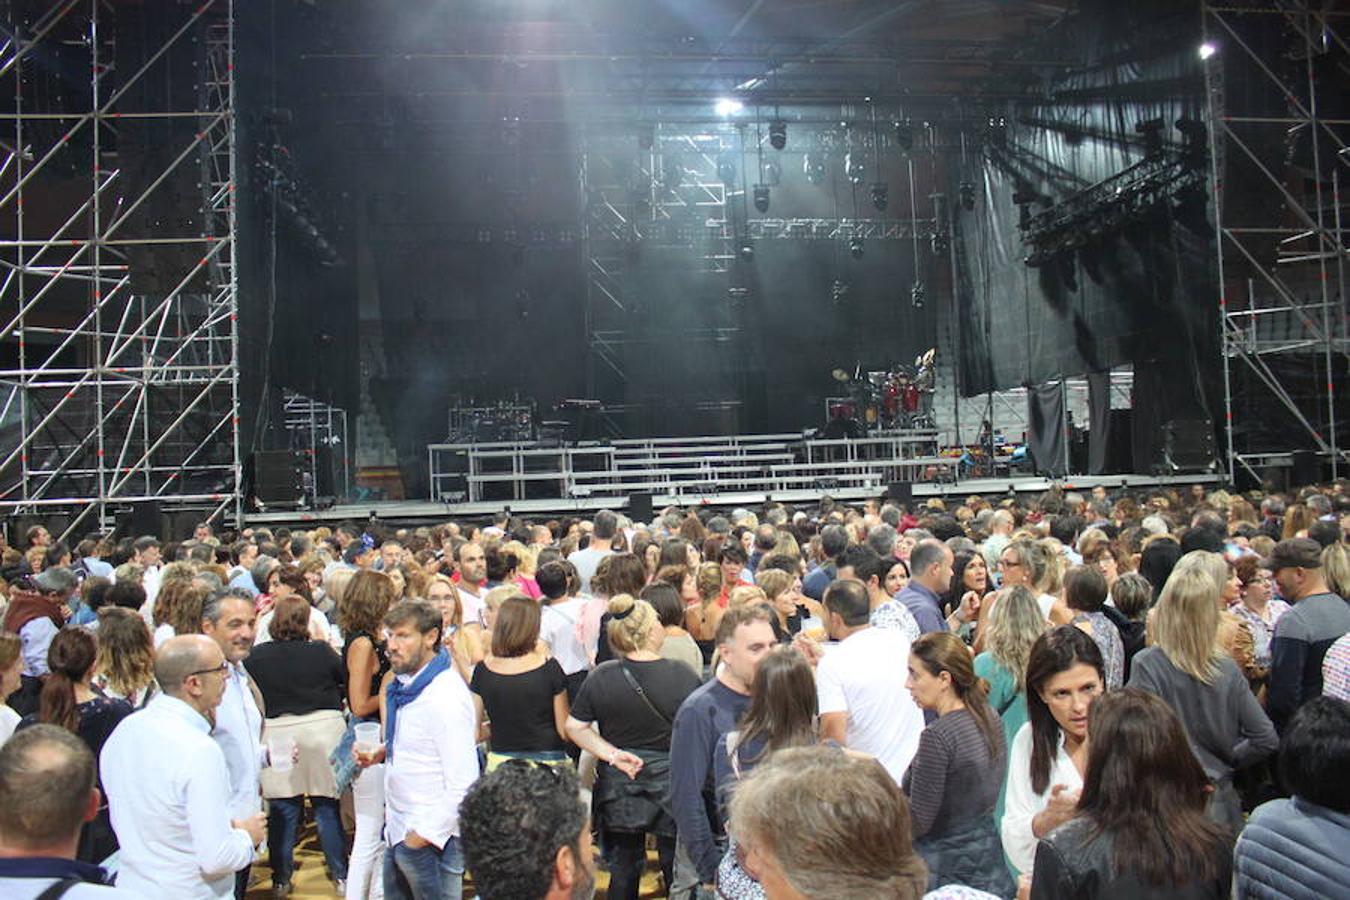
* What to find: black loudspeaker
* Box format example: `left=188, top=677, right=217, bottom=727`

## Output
left=628, top=492, right=653, bottom=523
left=1291, top=450, right=1320, bottom=487
left=1163, top=419, right=1218, bottom=472
left=254, top=451, right=302, bottom=504
left=886, top=482, right=913, bottom=507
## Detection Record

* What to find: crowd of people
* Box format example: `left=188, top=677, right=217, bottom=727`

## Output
left=0, top=479, right=1348, bottom=899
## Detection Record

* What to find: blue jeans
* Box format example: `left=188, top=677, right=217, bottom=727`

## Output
left=383, top=837, right=463, bottom=900
left=268, top=796, right=348, bottom=884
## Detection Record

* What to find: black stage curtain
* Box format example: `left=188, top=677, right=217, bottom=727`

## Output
left=1027, top=382, right=1067, bottom=478
left=955, top=0, right=1221, bottom=471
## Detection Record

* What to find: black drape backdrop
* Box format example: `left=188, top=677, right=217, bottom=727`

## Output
left=955, top=0, right=1221, bottom=472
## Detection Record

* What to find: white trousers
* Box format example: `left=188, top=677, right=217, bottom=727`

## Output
left=346, top=763, right=386, bottom=900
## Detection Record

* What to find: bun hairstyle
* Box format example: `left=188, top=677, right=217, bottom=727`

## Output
left=909, top=632, right=1002, bottom=760
left=606, top=594, right=658, bottom=655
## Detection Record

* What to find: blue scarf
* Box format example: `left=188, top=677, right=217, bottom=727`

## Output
left=384, top=648, right=451, bottom=761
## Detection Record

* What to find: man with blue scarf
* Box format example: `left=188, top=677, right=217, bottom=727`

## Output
left=354, top=600, right=478, bottom=900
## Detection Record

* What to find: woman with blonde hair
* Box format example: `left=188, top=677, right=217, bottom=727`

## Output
left=426, top=573, right=483, bottom=679
left=92, top=607, right=157, bottom=708
left=502, top=540, right=542, bottom=599
left=1323, top=540, right=1350, bottom=599
left=0, top=631, right=21, bottom=745
left=1127, top=555, right=1277, bottom=828
left=565, top=594, right=701, bottom=900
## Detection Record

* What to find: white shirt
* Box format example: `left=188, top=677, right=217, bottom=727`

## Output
left=152, top=623, right=175, bottom=649
left=1000, top=722, right=1084, bottom=875
left=100, top=694, right=255, bottom=899
left=384, top=663, right=479, bottom=849
left=0, top=704, right=20, bottom=747
left=19, top=617, right=57, bottom=676
left=1036, top=593, right=1056, bottom=620
left=212, top=661, right=264, bottom=818
left=566, top=546, right=612, bottom=594
left=815, top=626, right=925, bottom=784
left=253, top=606, right=332, bottom=646
left=457, top=588, right=484, bottom=628
left=539, top=599, right=590, bottom=676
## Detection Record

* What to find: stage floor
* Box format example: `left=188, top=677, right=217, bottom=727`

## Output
left=247, top=471, right=1225, bottom=527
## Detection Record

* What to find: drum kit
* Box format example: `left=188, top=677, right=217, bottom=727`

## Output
left=825, top=349, right=936, bottom=435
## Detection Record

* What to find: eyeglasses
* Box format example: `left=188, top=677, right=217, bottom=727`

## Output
left=188, top=662, right=229, bottom=679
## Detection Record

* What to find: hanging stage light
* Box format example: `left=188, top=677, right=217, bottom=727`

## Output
left=804, top=152, right=827, bottom=184
left=717, top=152, right=738, bottom=184
left=870, top=182, right=888, bottom=211
left=849, top=236, right=865, bottom=259
left=959, top=181, right=976, bottom=211
left=769, top=119, right=787, bottom=150
left=910, top=281, right=926, bottom=308
left=844, top=152, right=865, bottom=184
left=762, top=159, right=782, bottom=187
left=738, top=241, right=755, bottom=261
left=894, top=121, right=914, bottom=152
left=931, top=231, right=950, bottom=256
left=753, top=184, right=771, bottom=213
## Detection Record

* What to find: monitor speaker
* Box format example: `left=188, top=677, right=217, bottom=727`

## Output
left=254, top=450, right=302, bottom=503
left=1163, top=419, right=1218, bottom=473
left=628, top=492, right=653, bottom=523
left=885, top=482, right=913, bottom=507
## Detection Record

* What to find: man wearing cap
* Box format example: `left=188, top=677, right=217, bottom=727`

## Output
left=1266, top=537, right=1350, bottom=731
left=1, top=567, right=75, bottom=679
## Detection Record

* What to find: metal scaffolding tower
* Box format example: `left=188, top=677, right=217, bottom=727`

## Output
left=1205, top=1, right=1349, bottom=484
left=0, top=0, right=240, bottom=537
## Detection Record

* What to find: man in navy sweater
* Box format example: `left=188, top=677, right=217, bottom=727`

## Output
left=668, top=605, right=776, bottom=898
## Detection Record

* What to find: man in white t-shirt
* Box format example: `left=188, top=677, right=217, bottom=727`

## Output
left=566, top=509, right=618, bottom=594
left=807, top=578, right=924, bottom=785
left=534, top=562, right=590, bottom=700
left=455, top=542, right=487, bottom=627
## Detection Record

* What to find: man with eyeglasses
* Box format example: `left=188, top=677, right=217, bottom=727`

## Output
left=101, top=635, right=266, bottom=899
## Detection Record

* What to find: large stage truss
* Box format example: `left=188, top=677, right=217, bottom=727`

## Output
left=0, top=0, right=240, bottom=537
left=1205, top=1, right=1349, bottom=484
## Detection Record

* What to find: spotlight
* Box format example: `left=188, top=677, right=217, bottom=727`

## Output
left=1136, top=118, right=1165, bottom=159
left=738, top=241, right=755, bottom=262
left=959, top=181, right=976, bottom=211
left=831, top=279, right=850, bottom=305
left=753, top=184, right=771, bottom=213
left=849, top=237, right=865, bottom=259
left=894, top=121, right=914, bottom=152
left=715, top=98, right=744, bottom=117
left=844, top=152, right=865, bottom=184
left=931, top=231, right=950, bottom=256
left=769, top=119, right=787, bottom=150
left=804, top=152, right=826, bottom=184
left=910, top=281, right=925, bottom=309
left=1198, top=42, right=1217, bottom=60
left=870, top=182, right=888, bottom=211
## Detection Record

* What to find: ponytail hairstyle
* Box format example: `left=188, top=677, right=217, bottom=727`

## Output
left=606, top=594, right=658, bottom=656
left=910, top=632, right=1002, bottom=761
left=39, top=627, right=98, bottom=734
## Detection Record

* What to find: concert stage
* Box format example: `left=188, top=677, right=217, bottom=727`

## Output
left=249, top=428, right=1224, bottom=527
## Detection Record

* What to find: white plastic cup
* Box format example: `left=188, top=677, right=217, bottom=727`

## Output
left=269, top=736, right=295, bottom=772
left=353, top=722, right=381, bottom=756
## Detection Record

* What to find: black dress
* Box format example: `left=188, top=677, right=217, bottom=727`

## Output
left=19, top=694, right=133, bottom=863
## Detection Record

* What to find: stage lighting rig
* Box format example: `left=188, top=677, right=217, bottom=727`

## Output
left=931, top=231, right=950, bottom=256
left=738, top=241, right=755, bottom=262
left=831, top=279, right=850, bottom=305
left=804, top=152, right=827, bottom=184
left=910, top=281, right=925, bottom=309
left=753, top=184, right=771, bottom=213
left=769, top=119, right=787, bottom=150
left=849, top=237, right=865, bottom=259
left=844, top=152, right=865, bottom=184
left=870, top=182, right=888, bottom=211
left=894, top=121, right=914, bottom=152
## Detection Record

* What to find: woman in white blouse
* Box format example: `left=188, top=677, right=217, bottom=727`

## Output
left=1001, top=625, right=1106, bottom=876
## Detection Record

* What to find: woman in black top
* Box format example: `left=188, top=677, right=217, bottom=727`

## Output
left=20, top=626, right=131, bottom=863
left=470, top=595, right=570, bottom=767
left=1031, top=689, right=1233, bottom=900
left=904, top=631, right=1014, bottom=898
left=566, top=594, right=702, bottom=900
left=336, top=569, right=395, bottom=900
left=245, top=595, right=348, bottom=894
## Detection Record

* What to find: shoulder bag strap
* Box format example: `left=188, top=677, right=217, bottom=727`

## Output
left=35, top=878, right=83, bottom=900
left=618, top=662, right=672, bottom=726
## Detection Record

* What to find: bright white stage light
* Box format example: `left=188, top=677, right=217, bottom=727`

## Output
left=1199, top=42, right=1217, bottom=60
left=715, top=98, right=744, bottom=117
